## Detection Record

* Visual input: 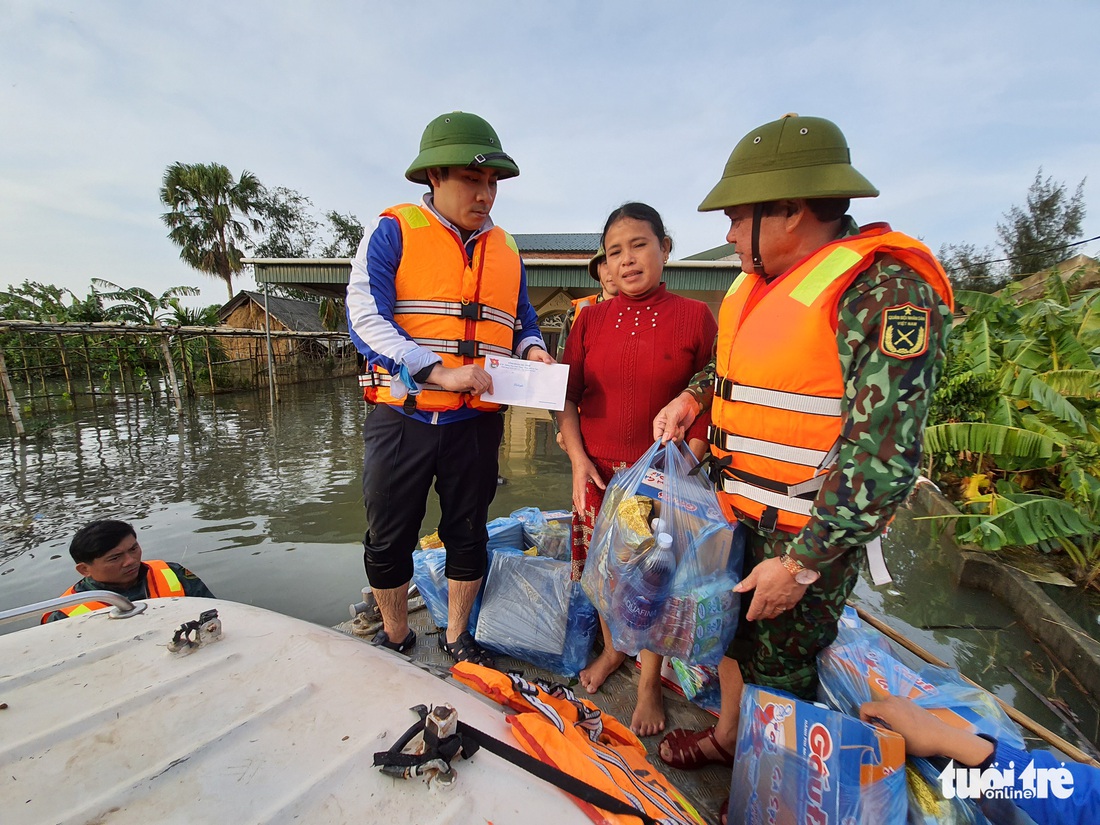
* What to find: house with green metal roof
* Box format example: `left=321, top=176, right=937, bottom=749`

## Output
left=243, top=233, right=740, bottom=354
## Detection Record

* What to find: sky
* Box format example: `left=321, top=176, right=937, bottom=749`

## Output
left=2, top=1, right=1100, bottom=309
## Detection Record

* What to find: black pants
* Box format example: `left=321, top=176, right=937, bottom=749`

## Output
left=361, top=404, right=504, bottom=589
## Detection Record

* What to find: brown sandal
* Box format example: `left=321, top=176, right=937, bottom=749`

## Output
left=657, top=726, right=734, bottom=770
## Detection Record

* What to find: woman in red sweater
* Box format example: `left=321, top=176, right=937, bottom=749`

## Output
left=558, top=202, right=717, bottom=736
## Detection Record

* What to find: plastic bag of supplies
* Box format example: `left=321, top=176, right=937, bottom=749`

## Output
left=411, top=540, right=523, bottom=634
left=731, top=684, right=908, bottom=824
left=510, top=507, right=571, bottom=560
left=580, top=440, right=741, bottom=665
left=475, top=552, right=598, bottom=677
left=818, top=606, right=1026, bottom=824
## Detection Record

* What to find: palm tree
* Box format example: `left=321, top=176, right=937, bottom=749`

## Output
left=160, top=162, right=265, bottom=300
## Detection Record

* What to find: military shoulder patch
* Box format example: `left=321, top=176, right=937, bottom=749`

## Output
left=879, top=303, right=930, bottom=359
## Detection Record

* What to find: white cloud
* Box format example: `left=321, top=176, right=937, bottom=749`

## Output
left=2, top=0, right=1099, bottom=307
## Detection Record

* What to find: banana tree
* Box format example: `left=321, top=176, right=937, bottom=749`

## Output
left=925, top=269, right=1100, bottom=583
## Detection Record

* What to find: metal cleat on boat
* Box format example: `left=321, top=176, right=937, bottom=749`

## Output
left=373, top=703, right=476, bottom=789
left=167, top=609, right=223, bottom=655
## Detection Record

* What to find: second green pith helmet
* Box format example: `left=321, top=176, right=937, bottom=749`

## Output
left=698, top=114, right=879, bottom=212
left=587, top=245, right=606, bottom=281
left=406, top=112, right=519, bottom=184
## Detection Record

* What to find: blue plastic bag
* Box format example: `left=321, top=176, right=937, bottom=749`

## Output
left=581, top=440, right=741, bottom=665
left=818, top=607, right=1025, bottom=824
left=474, top=552, right=597, bottom=677
left=510, top=507, right=571, bottom=560
left=411, top=542, right=521, bottom=634
left=732, top=684, right=908, bottom=825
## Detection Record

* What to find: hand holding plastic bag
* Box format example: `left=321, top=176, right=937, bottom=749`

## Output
left=581, top=440, right=742, bottom=665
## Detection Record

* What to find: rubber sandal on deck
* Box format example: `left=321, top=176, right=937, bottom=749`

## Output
left=439, top=631, right=495, bottom=668
left=657, top=726, right=735, bottom=770
left=371, top=628, right=416, bottom=654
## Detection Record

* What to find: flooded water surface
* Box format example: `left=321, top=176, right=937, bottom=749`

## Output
left=1, top=380, right=1096, bottom=755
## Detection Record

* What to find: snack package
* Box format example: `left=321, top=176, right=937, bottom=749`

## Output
left=817, top=607, right=1024, bottom=824
left=510, top=506, right=571, bottom=560
left=474, top=552, right=597, bottom=677
left=669, top=658, right=721, bottom=716
left=731, top=685, right=908, bottom=824
left=581, top=440, right=741, bottom=665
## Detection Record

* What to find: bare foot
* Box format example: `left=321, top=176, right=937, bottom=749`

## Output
left=579, top=648, right=627, bottom=694
left=630, top=690, right=666, bottom=736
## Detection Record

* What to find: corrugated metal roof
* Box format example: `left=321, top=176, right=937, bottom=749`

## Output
left=246, top=258, right=740, bottom=295
left=683, top=243, right=740, bottom=262
left=511, top=233, right=602, bottom=253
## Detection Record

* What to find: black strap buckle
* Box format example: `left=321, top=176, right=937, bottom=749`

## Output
left=758, top=506, right=779, bottom=534
left=469, top=151, right=513, bottom=167
left=456, top=340, right=478, bottom=358
left=402, top=394, right=418, bottom=414
left=459, top=302, right=483, bottom=321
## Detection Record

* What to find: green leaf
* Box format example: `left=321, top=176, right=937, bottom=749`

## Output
left=923, top=423, right=1057, bottom=459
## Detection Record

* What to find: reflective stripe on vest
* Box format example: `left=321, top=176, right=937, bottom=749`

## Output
left=711, top=225, right=953, bottom=534
left=41, top=560, right=184, bottom=623
left=364, top=204, right=523, bottom=413
left=393, top=299, right=518, bottom=330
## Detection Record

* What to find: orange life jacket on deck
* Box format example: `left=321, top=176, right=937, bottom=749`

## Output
left=41, top=559, right=186, bottom=623
left=710, top=224, right=954, bottom=533
left=360, top=203, right=523, bottom=413
left=453, top=663, right=705, bottom=825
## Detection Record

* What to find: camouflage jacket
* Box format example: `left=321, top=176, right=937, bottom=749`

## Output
left=687, top=217, right=953, bottom=570
left=44, top=561, right=216, bottom=622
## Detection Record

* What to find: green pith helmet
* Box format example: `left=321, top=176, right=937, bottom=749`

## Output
left=587, top=244, right=606, bottom=281
left=697, top=114, right=879, bottom=212
left=405, top=111, right=519, bottom=184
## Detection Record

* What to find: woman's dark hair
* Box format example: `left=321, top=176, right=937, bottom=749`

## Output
left=601, top=202, right=673, bottom=255
left=69, top=520, right=137, bottom=564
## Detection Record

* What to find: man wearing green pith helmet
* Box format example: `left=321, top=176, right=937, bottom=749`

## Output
left=652, top=114, right=954, bottom=820
left=347, top=112, right=553, bottom=668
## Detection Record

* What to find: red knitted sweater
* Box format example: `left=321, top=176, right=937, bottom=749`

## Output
left=562, top=284, right=717, bottom=464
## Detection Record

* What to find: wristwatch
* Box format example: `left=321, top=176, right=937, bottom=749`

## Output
left=780, top=553, right=820, bottom=586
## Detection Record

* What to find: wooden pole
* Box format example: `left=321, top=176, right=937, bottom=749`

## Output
left=0, top=348, right=25, bottom=438
left=80, top=335, right=97, bottom=411
left=178, top=335, right=195, bottom=398
left=158, top=334, right=183, bottom=412
left=853, top=605, right=1100, bottom=767
left=54, top=334, right=75, bottom=407
left=204, top=336, right=216, bottom=395
left=263, top=283, right=277, bottom=408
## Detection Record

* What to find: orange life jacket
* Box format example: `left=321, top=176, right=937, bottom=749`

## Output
left=41, top=559, right=186, bottom=623
left=570, top=294, right=598, bottom=314
left=360, top=203, right=523, bottom=413
left=453, top=662, right=705, bottom=825
left=710, top=224, right=954, bottom=533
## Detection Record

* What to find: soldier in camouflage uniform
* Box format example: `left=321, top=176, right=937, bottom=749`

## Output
left=651, top=114, right=954, bottom=790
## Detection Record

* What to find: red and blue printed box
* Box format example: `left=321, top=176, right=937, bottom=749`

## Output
left=731, top=685, right=907, bottom=824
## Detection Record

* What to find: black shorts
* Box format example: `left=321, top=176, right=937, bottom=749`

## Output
left=361, top=405, right=504, bottom=589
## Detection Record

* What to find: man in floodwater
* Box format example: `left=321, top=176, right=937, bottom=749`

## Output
left=347, top=111, right=552, bottom=667
left=651, top=113, right=954, bottom=819
left=42, top=519, right=214, bottom=622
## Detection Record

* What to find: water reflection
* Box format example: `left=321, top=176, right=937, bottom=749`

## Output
left=0, top=384, right=572, bottom=632
left=1, top=385, right=1095, bottom=753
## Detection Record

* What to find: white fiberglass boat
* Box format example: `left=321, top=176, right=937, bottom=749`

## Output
left=0, top=594, right=594, bottom=825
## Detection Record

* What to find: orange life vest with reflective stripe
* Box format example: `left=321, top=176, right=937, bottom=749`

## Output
left=41, top=560, right=185, bottom=623
left=361, top=203, right=523, bottom=413
left=570, top=294, right=598, bottom=314
left=710, top=224, right=953, bottom=532
left=452, top=663, right=705, bottom=825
